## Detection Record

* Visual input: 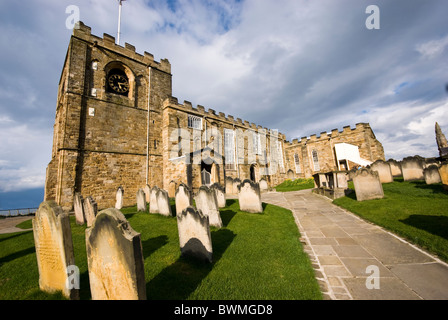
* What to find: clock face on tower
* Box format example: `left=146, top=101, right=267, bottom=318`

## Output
left=107, top=70, right=129, bottom=95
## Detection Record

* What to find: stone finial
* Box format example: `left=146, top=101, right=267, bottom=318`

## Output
left=435, top=122, right=448, bottom=158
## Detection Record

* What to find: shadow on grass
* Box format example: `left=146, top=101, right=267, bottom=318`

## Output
left=146, top=228, right=235, bottom=300
left=0, top=245, right=35, bottom=265
left=400, top=215, right=448, bottom=240
left=141, top=235, right=169, bottom=258
left=220, top=210, right=236, bottom=227
left=412, top=182, right=447, bottom=195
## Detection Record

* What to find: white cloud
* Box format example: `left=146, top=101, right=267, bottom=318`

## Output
left=416, top=35, right=448, bottom=59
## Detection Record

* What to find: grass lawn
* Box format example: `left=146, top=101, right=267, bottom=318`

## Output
left=0, top=199, right=322, bottom=300
left=333, top=177, right=448, bottom=262
left=275, top=178, right=315, bottom=192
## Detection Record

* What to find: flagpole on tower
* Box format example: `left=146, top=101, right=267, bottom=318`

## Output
left=117, top=0, right=126, bottom=45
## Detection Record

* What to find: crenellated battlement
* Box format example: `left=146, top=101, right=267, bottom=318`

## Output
left=162, top=97, right=286, bottom=139
left=284, top=123, right=370, bottom=146
left=72, top=21, right=171, bottom=74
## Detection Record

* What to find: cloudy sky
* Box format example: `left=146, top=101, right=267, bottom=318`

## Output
left=0, top=0, right=447, bottom=194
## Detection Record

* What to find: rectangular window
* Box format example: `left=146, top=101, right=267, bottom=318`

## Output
left=224, top=129, right=236, bottom=170
left=188, top=115, right=202, bottom=130
left=252, top=132, right=262, bottom=155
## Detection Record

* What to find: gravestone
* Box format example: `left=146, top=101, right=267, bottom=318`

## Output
left=401, top=156, right=425, bottom=181
left=175, top=183, right=192, bottom=217
left=149, top=186, right=159, bottom=214
left=387, top=159, right=403, bottom=177
left=211, top=183, right=226, bottom=208
left=370, top=160, right=394, bottom=183
left=177, top=206, right=213, bottom=263
left=259, top=179, right=268, bottom=192
left=352, top=168, right=384, bottom=201
left=438, top=162, right=448, bottom=189
left=137, top=188, right=146, bottom=212
left=144, top=184, right=151, bottom=203
left=168, top=180, right=177, bottom=198
left=74, top=192, right=85, bottom=225
left=85, top=208, right=146, bottom=300
left=32, top=201, right=79, bottom=300
left=334, top=171, right=348, bottom=189
left=83, top=196, right=98, bottom=227
left=232, top=178, right=241, bottom=195
left=156, top=189, right=172, bottom=217
left=225, top=176, right=234, bottom=194
left=194, top=186, right=223, bottom=228
left=115, top=187, right=124, bottom=210
left=423, top=165, right=441, bottom=184
left=238, top=179, right=263, bottom=213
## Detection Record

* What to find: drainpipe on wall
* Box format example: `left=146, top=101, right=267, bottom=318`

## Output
left=146, top=66, right=152, bottom=185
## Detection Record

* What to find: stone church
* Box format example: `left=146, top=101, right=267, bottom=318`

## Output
left=44, top=22, right=385, bottom=210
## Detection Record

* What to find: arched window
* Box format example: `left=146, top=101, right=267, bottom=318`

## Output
left=294, top=153, right=301, bottom=174
left=312, top=150, right=320, bottom=172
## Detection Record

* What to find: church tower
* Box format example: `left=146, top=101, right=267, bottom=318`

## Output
left=44, top=22, right=172, bottom=210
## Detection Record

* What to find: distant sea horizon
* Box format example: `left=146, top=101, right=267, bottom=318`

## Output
left=0, top=187, right=45, bottom=211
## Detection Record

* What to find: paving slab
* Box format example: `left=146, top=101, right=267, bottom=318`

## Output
left=260, top=190, right=448, bottom=300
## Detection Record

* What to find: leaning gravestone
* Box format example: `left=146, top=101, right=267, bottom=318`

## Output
left=115, top=186, right=124, bottom=210
left=85, top=208, right=146, bottom=300
left=137, top=188, right=146, bottom=212
left=33, top=201, right=79, bottom=300
left=194, top=186, right=223, bottom=228
left=83, top=196, right=98, bottom=227
left=177, top=206, right=213, bottom=263
left=211, top=183, right=226, bottom=208
left=74, top=192, right=85, bottom=225
left=370, top=160, right=394, bottom=183
left=352, top=168, right=384, bottom=201
left=238, top=179, right=263, bottom=213
left=149, top=186, right=159, bottom=214
left=401, top=156, right=425, bottom=181
left=175, top=183, right=192, bottom=217
left=156, top=189, right=172, bottom=217
left=423, top=165, right=441, bottom=184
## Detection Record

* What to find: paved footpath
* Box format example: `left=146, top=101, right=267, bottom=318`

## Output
left=0, top=216, right=33, bottom=234
left=261, top=189, right=448, bottom=300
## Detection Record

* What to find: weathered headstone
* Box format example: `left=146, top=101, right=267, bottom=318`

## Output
left=387, top=159, right=402, bottom=177
left=144, top=184, right=151, bottom=203
left=175, top=183, right=192, bottom=217
left=177, top=206, right=213, bottom=263
left=149, top=186, right=159, bottom=214
left=232, top=178, right=241, bottom=195
left=74, top=192, right=85, bottom=225
left=423, top=165, right=442, bottom=184
left=33, top=201, right=79, bottom=300
left=238, top=179, right=263, bottom=213
left=156, top=189, right=172, bottom=217
left=211, top=183, right=226, bottom=208
left=194, top=186, right=223, bottom=228
left=85, top=208, right=146, bottom=300
left=168, top=180, right=177, bottom=198
left=115, top=186, right=124, bottom=210
left=352, top=168, right=384, bottom=201
left=401, top=156, right=425, bottom=181
left=370, top=160, right=394, bottom=183
left=334, top=171, right=348, bottom=189
left=137, top=188, right=146, bottom=212
left=438, top=162, right=448, bottom=189
left=225, top=176, right=234, bottom=194
left=259, top=179, right=268, bottom=192
left=83, top=196, right=98, bottom=227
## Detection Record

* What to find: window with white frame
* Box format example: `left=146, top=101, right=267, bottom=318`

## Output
left=312, top=150, right=320, bottom=171
left=277, top=140, right=285, bottom=172
left=294, top=153, right=301, bottom=174
left=224, top=128, right=236, bottom=170
left=188, top=115, right=202, bottom=130
left=252, top=132, right=262, bottom=155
